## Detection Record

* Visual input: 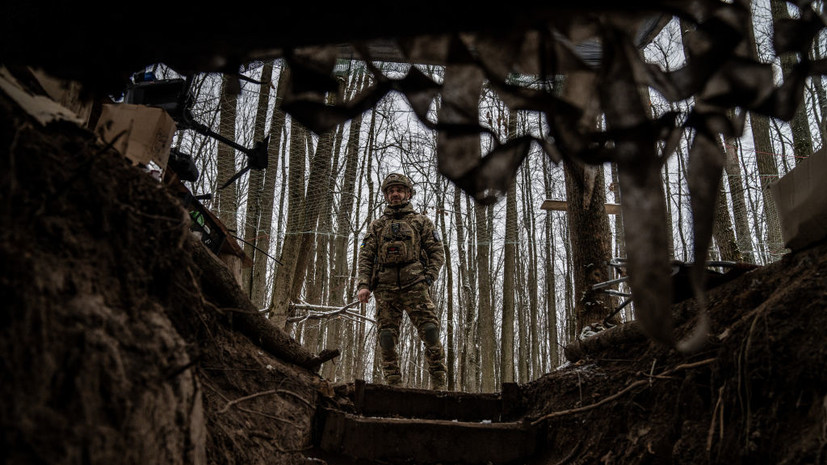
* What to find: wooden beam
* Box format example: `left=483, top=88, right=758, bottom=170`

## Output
left=540, top=199, right=621, bottom=215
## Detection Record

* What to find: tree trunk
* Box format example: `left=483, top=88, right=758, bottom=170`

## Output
left=182, top=74, right=217, bottom=183
left=188, top=235, right=337, bottom=370
left=497, top=109, right=518, bottom=385
left=610, top=163, right=625, bottom=259
left=711, top=136, right=743, bottom=262
left=771, top=0, right=814, bottom=165
left=513, top=231, right=529, bottom=383
left=249, top=62, right=289, bottom=308
left=809, top=41, right=827, bottom=146
left=722, top=136, right=755, bottom=264
left=302, top=125, right=341, bottom=355
left=454, top=186, right=476, bottom=392
left=268, top=117, right=307, bottom=328
left=323, top=90, right=364, bottom=381
left=470, top=195, right=481, bottom=391
left=516, top=253, right=529, bottom=383
left=500, top=177, right=517, bottom=385
left=476, top=200, right=494, bottom=392
left=563, top=219, right=576, bottom=343
left=290, top=119, right=339, bottom=302
left=215, top=74, right=239, bottom=231
left=521, top=156, right=540, bottom=381
left=563, top=162, right=615, bottom=330
left=738, top=148, right=770, bottom=261
left=744, top=10, right=784, bottom=260
left=273, top=136, right=289, bottom=275
left=673, top=146, right=690, bottom=260
left=242, top=61, right=273, bottom=297
left=353, top=103, right=376, bottom=382
left=712, top=179, right=742, bottom=262
left=561, top=74, right=615, bottom=333
left=438, top=186, right=457, bottom=390
left=541, top=151, right=560, bottom=370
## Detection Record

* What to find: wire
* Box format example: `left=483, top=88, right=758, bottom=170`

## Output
left=231, top=234, right=284, bottom=265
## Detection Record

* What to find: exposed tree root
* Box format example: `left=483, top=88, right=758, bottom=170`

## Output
left=188, top=235, right=340, bottom=371
left=531, top=358, right=716, bottom=425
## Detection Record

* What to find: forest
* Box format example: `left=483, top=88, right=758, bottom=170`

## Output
left=4, top=1, right=827, bottom=464
left=127, top=0, right=827, bottom=393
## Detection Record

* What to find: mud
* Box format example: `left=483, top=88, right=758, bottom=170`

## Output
left=2, top=87, right=826, bottom=465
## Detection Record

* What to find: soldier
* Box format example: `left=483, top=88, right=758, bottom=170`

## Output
left=356, top=173, right=447, bottom=389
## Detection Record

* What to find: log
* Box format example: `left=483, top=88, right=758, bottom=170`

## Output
left=187, top=235, right=339, bottom=370
left=563, top=321, right=647, bottom=363
left=567, top=262, right=761, bottom=362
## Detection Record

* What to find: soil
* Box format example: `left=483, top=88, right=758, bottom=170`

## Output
left=522, top=245, right=827, bottom=465
left=2, top=84, right=826, bottom=465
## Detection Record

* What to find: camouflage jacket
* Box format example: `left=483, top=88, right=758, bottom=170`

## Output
left=357, top=202, right=444, bottom=291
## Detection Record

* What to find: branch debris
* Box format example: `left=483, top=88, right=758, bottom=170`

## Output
left=287, top=300, right=375, bottom=325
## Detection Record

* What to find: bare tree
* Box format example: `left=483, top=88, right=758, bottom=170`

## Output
left=215, top=74, right=239, bottom=231
left=301, top=126, right=341, bottom=354
left=289, top=123, right=338, bottom=302
left=809, top=39, right=827, bottom=146
left=609, top=163, right=625, bottom=260
left=324, top=84, right=364, bottom=381
left=242, top=62, right=273, bottom=298
left=561, top=73, right=615, bottom=332
left=771, top=0, right=815, bottom=164
left=562, top=218, right=576, bottom=343
left=722, top=134, right=755, bottom=263
left=711, top=179, right=742, bottom=262
left=475, top=199, right=494, bottom=392
left=268, top=118, right=308, bottom=328
left=500, top=171, right=517, bottom=385
left=437, top=185, right=457, bottom=390
left=744, top=7, right=784, bottom=260
left=453, top=186, right=477, bottom=392
left=249, top=63, right=289, bottom=308
left=520, top=153, right=540, bottom=381
left=541, top=143, right=561, bottom=370
left=707, top=134, right=744, bottom=262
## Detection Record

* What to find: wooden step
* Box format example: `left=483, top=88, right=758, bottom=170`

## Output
left=349, top=379, right=520, bottom=422
left=312, top=381, right=537, bottom=464
left=316, top=407, right=538, bottom=464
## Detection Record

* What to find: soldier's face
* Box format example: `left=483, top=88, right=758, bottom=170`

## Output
left=385, top=185, right=410, bottom=206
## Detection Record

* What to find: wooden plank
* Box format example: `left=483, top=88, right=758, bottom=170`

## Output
left=353, top=382, right=503, bottom=422
left=770, top=147, right=827, bottom=251
left=318, top=408, right=537, bottom=464
left=541, top=199, right=621, bottom=215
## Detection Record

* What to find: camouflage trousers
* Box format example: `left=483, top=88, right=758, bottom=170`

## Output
left=374, top=281, right=447, bottom=382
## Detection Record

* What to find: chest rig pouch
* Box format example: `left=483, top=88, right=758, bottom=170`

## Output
left=378, top=219, right=420, bottom=266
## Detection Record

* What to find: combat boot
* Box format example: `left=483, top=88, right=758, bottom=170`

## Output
left=429, top=369, right=446, bottom=390
left=424, top=343, right=447, bottom=390
left=382, top=363, right=402, bottom=386
left=386, top=373, right=402, bottom=386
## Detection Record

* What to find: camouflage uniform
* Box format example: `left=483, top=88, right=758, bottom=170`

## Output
left=357, top=200, right=446, bottom=388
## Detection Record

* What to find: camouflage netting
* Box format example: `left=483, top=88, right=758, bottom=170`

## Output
left=265, top=1, right=827, bottom=355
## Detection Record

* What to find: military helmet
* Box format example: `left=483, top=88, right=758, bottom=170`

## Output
left=381, top=173, right=415, bottom=196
